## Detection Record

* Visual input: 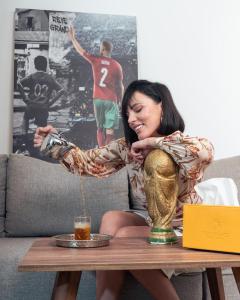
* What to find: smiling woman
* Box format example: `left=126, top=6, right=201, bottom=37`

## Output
left=127, top=91, right=163, bottom=139
left=121, top=80, right=185, bottom=146
left=34, top=79, right=214, bottom=300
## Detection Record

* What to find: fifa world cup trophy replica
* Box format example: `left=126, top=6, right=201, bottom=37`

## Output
left=144, top=149, right=179, bottom=244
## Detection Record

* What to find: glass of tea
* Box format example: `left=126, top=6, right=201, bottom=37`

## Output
left=74, top=216, right=91, bottom=240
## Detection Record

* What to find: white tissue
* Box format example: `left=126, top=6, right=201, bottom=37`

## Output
left=194, top=178, right=239, bottom=206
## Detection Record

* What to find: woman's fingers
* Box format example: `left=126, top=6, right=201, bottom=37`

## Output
left=36, top=125, right=56, bottom=136
left=130, top=138, right=156, bottom=161
left=33, top=125, right=57, bottom=148
left=130, top=148, right=144, bottom=162
left=130, top=143, right=153, bottom=162
left=33, top=133, right=44, bottom=148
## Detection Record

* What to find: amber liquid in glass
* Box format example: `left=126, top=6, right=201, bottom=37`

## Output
left=74, top=223, right=91, bottom=240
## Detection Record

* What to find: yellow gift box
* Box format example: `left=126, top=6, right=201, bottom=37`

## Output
left=183, top=204, right=240, bottom=253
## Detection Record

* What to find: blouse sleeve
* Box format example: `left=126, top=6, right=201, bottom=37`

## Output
left=154, top=131, right=214, bottom=180
left=48, top=137, right=128, bottom=178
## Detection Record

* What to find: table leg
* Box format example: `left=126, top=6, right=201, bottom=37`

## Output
left=206, top=268, right=225, bottom=300
left=232, top=267, right=240, bottom=294
left=51, top=271, right=82, bottom=300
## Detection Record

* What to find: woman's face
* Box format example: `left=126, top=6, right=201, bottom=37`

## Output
left=127, top=91, right=163, bottom=140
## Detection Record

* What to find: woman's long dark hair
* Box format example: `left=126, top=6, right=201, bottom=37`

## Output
left=121, top=80, right=185, bottom=145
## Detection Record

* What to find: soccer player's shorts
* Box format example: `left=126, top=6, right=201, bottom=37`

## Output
left=93, top=99, right=119, bottom=130
left=24, top=106, right=49, bottom=126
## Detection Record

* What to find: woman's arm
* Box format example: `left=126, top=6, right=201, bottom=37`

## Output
left=130, top=131, right=214, bottom=180
left=39, top=132, right=127, bottom=178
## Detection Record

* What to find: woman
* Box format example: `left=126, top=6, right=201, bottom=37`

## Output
left=34, top=80, right=214, bottom=300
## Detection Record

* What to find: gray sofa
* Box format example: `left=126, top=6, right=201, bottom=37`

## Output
left=0, top=154, right=239, bottom=300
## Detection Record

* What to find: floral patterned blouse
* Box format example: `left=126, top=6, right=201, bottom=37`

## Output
left=50, top=131, right=214, bottom=223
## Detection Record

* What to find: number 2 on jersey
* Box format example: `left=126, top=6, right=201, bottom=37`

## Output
left=99, top=68, right=108, bottom=87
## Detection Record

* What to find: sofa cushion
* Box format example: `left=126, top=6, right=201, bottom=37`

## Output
left=0, top=154, right=8, bottom=236
left=5, top=154, right=129, bottom=237
left=204, top=155, right=240, bottom=202
left=0, top=238, right=96, bottom=300
left=0, top=238, right=54, bottom=300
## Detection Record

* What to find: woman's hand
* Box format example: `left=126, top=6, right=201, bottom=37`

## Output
left=130, top=137, right=157, bottom=162
left=33, top=125, right=57, bottom=148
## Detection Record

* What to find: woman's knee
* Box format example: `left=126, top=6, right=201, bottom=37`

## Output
left=99, top=210, right=126, bottom=235
left=115, top=226, right=150, bottom=238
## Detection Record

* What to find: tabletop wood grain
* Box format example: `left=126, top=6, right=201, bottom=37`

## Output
left=18, top=237, right=240, bottom=272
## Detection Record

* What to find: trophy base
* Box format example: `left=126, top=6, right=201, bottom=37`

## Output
left=148, top=227, right=178, bottom=245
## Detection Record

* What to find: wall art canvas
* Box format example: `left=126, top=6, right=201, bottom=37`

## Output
left=13, top=9, right=138, bottom=160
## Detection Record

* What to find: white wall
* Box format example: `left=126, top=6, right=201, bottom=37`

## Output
left=1, top=0, right=240, bottom=159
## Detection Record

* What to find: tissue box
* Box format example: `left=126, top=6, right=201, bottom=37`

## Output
left=183, top=204, right=240, bottom=253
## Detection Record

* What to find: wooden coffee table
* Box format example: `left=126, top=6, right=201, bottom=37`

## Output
left=18, top=237, right=240, bottom=300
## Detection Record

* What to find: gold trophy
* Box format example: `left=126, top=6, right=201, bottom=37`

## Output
left=144, top=149, right=179, bottom=244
